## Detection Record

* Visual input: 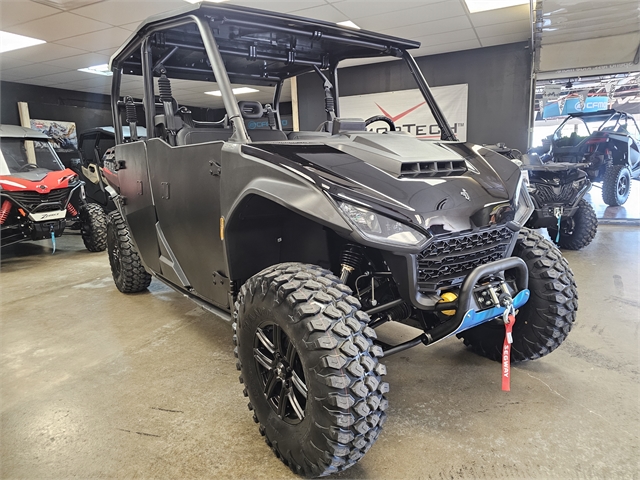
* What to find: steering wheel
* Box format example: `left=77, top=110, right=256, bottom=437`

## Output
left=18, top=163, right=39, bottom=172
left=365, top=115, right=396, bottom=131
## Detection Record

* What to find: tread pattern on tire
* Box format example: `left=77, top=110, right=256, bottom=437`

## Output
left=602, top=164, right=631, bottom=206
left=458, top=228, right=577, bottom=362
left=548, top=199, right=598, bottom=250
left=233, top=263, right=388, bottom=478
left=107, top=210, right=151, bottom=293
left=80, top=203, right=108, bottom=252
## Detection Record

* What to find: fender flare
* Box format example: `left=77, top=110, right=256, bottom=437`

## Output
left=225, top=177, right=352, bottom=235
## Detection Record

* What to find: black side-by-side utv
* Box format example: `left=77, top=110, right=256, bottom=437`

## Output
left=541, top=110, right=640, bottom=206
left=485, top=144, right=597, bottom=250
left=104, top=4, right=577, bottom=476
left=522, top=157, right=597, bottom=250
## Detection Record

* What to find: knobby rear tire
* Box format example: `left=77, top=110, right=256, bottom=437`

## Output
left=602, top=164, right=631, bottom=206
left=80, top=203, right=108, bottom=252
left=106, top=210, right=151, bottom=293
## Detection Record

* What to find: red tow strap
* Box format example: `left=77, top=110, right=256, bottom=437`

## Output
left=501, top=313, right=516, bottom=391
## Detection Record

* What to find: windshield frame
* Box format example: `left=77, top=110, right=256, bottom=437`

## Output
left=0, top=138, right=65, bottom=175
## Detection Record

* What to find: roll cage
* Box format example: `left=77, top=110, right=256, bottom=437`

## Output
left=554, top=110, right=640, bottom=141
left=108, top=3, right=455, bottom=146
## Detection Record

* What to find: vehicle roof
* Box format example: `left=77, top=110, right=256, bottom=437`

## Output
left=0, top=124, right=50, bottom=140
left=567, top=109, right=619, bottom=118
left=111, top=3, right=420, bottom=84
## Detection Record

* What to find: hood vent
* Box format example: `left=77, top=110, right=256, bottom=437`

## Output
left=400, top=160, right=467, bottom=178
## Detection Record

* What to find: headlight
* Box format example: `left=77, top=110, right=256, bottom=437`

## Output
left=337, top=201, right=428, bottom=247
left=513, top=178, right=534, bottom=226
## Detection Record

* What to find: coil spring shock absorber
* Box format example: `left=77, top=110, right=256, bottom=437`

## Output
left=125, top=96, right=139, bottom=142
left=339, top=244, right=364, bottom=283
left=66, top=203, right=78, bottom=217
left=0, top=199, right=12, bottom=225
left=158, top=69, right=173, bottom=103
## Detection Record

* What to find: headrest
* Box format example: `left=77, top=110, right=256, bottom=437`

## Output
left=238, top=101, right=264, bottom=119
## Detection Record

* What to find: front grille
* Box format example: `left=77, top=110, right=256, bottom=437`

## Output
left=400, top=160, right=467, bottom=178
left=417, top=225, right=515, bottom=293
left=4, top=188, right=71, bottom=211
left=533, top=184, right=578, bottom=204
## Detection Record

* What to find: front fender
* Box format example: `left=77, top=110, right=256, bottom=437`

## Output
left=221, top=143, right=352, bottom=235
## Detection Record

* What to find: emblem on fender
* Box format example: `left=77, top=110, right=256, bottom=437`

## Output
left=460, top=188, right=470, bottom=201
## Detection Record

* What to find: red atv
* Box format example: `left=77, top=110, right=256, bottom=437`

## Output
left=0, top=125, right=107, bottom=252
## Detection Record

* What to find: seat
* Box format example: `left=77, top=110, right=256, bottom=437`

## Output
left=287, top=131, right=332, bottom=140
left=248, top=129, right=287, bottom=142
left=175, top=127, right=232, bottom=146
left=239, top=101, right=288, bottom=142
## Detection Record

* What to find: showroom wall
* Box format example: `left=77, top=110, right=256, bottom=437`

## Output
left=298, top=42, right=532, bottom=152
left=2, top=42, right=530, bottom=149
left=0, top=81, right=292, bottom=133
left=0, top=81, right=113, bottom=133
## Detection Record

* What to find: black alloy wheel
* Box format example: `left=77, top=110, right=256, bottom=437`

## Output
left=618, top=173, right=629, bottom=197
left=253, top=323, right=307, bottom=424
left=234, top=263, right=388, bottom=477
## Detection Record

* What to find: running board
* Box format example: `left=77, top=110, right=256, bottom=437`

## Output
left=153, top=274, right=232, bottom=322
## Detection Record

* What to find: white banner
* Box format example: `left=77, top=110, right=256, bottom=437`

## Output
left=340, top=84, right=468, bottom=141
left=542, top=84, right=563, bottom=107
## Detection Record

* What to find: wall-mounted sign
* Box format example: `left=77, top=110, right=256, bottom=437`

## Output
left=542, top=95, right=609, bottom=119
left=340, top=84, right=468, bottom=141
left=30, top=119, right=78, bottom=151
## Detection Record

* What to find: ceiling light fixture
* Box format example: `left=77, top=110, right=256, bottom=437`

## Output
left=205, top=87, right=259, bottom=96
left=336, top=20, right=361, bottom=30
left=183, top=0, right=229, bottom=4
left=0, top=31, right=46, bottom=53
left=464, top=0, right=528, bottom=13
left=78, top=64, right=113, bottom=76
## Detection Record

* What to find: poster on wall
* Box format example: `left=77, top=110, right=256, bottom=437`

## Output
left=340, top=84, right=468, bottom=141
left=29, top=119, right=78, bottom=151
left=541, top=95, right=609, bottom=119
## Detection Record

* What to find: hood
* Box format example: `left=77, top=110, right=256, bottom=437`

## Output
left=0, top=168, right=78, bottom=193
left=244, top=132, right=523, bottom=234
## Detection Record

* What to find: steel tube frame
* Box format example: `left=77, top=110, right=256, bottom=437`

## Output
left=110, top=13, right=249, bottom=144
left=402, top=51, right=456, bottom=141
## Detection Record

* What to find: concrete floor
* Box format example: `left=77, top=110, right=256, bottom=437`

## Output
left=1, top=226, right=639, bottom=479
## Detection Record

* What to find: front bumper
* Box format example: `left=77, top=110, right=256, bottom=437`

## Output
left=526, top=181, right=590, bottom=228
left=382, top=250, right=530, bottom=345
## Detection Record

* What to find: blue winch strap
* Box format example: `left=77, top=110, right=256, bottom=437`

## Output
left=555, top=215, right=561, bottom=243
left=51, top=232, right=56, bottom=254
